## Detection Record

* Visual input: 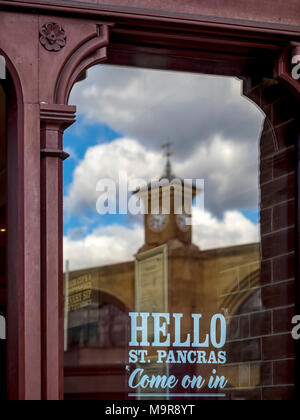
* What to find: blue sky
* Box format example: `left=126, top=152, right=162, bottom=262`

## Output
left=63, top=118, right=125, bottom=237
left=63, top=116, right=120, bottom=192
left=242, top=209, right=260, bottom=224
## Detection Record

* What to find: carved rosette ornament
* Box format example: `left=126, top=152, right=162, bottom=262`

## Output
left=40, top=23, right=66, bottom=52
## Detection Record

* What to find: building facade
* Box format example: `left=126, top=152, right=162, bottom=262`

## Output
left=64, top=176, right=261, bottom=400
left=0, top=0, right=300, bottom=400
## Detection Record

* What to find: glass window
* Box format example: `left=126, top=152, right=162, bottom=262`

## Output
left=63, top=65, right=295, bottom=400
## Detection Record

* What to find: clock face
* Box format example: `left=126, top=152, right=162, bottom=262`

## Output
left=149, top=214, right=168, bottom=232
left=176, top=212, right=191, bottom=232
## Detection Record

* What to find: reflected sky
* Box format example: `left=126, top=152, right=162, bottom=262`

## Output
left=63, top=66, right=263, bottom=270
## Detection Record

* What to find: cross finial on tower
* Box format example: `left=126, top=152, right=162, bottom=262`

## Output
left=161, top=142, right=175, bottom=180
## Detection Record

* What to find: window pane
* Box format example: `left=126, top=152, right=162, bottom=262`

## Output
left=63, top=65, right=295, bottom=400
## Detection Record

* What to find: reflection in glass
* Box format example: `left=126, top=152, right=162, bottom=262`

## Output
left=63, top=66, right=294, bottom=400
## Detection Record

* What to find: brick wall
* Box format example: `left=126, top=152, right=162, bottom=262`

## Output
left=223, top=80, right=299, bottom=400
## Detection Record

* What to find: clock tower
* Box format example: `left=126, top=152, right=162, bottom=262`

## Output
left=137, top=144, right=200, bottom=253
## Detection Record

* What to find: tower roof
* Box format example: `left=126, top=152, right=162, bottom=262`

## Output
left=134, top=143, right=200, bottom=194
left=160, top=142, right=176, bottom=181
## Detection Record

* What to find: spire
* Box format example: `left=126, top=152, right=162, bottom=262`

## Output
left=161, top=142, right=175, bottom=181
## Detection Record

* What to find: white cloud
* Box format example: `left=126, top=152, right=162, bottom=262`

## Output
left=193, top=208, right=259, bottom=250
left=70, top=65, right=264, bottom=158
left=64, top=137, right=164, bottom=216
left=64, top=135, right=259, bottom=218
left=64, top=223, right=144, bottom=271
left=64, top=209, right=259, bottom=270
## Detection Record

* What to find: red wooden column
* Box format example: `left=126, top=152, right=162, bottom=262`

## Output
left=6, top=76, right=42, bottom=401
left=40, top=104, right=76, bottom=400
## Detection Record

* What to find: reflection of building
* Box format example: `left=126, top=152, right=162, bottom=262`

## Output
left=64, top=157, right=261, bottom=400
left=1, top=0, right=299, bottom=401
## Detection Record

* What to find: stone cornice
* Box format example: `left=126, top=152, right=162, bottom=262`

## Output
left=40, top=104, right=76, bottom=160
left=1, top=0, right=300, bottom=37
left=40, top=103, right=76, bottom=128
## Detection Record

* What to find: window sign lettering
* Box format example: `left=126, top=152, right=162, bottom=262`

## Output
left=127, top=312, right=228, bottom=397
